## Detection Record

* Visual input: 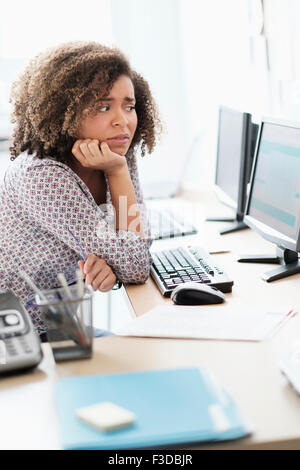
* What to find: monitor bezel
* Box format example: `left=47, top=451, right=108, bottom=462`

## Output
left=214, top=106, right=252, bottom=218
left=244, top=118, right=300, bottom=253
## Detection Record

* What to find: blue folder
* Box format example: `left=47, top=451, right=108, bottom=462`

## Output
left=54, top=367, right=250, bottom=450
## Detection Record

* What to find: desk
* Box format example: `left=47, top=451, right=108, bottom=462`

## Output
left=1, top=190, right=300, bottom=450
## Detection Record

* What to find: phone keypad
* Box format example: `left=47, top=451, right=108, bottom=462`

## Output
left=19, top=337, right=33, bottom=354
left=4, top=339, right=18, bottom=356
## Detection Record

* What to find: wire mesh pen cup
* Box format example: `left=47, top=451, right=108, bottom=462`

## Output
left=28, top=285, right=93, bottom=361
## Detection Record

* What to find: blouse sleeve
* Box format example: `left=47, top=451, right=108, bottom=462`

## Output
left=15, top=163, right=152, bottom=284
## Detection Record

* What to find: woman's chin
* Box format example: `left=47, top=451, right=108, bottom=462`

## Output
left=108, top=143, right=130, bottom=156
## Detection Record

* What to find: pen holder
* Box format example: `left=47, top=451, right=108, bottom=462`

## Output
left=29, top=285, right=93, bottom=362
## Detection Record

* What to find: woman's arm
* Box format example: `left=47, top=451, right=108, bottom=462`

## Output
left=72, top=139, right=145, bottom=238
left=16, top=163, right=151, bottom=284
left=125, top=150, right=152, bottom=245
left=107, top=165, right=145, bottom=237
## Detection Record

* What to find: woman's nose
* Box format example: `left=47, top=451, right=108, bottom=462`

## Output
left=112, top=108, right=128, bottom=127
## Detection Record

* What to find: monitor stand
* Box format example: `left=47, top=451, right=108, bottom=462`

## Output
left=206, top=214, right=248, bottom=235
left=237, top=247, right=300, bottom=282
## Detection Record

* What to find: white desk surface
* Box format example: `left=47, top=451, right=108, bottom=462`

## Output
left=1, top=190, right=300, bottom=450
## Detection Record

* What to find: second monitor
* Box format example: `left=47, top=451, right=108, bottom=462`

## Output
left=207, top=106, right=258, bottom=235
left=238, top=118, right=300, bottom=282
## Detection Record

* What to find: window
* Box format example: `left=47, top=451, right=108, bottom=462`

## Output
left=0, top=0, right=113, bottom=137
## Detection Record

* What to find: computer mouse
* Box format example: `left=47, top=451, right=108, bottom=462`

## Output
left=170, top=282, right=225, bottom=305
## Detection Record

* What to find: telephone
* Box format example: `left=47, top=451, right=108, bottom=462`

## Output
left=0, top=291, right=43, bottom=374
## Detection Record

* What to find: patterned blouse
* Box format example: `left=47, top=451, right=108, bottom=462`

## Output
left=0, top=151, right=152, bottom=334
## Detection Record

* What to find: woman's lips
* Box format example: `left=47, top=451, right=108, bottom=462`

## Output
left=107, top=135, right=129, bottom=145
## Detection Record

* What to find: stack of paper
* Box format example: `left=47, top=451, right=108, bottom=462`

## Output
left=55, top=368, right=250, bottom=449
left=117, top=305, right=296, bottom=342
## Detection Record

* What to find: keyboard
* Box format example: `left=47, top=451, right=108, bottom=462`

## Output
left=148, top=207, right=197, bottom=240
left=150, top=245, right=233, bottom=297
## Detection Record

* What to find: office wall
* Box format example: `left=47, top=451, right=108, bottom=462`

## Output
left=1, top=0, right=300, bottom=189
left=263, top=0, right=300, bottom=121
left=110, top=0, right=190, bottom=194
left=0, top=0, right=113, bottom=138
left=180, top=0, right=300, bottom=189
left=179, top=0, right=271, bottom=189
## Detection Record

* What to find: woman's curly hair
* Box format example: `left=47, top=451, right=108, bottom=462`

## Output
left=9, top=41, right=162, bottom=162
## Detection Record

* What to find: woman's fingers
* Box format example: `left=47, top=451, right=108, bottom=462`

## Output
left=72, top=139, right=87, bottom=163
left=81, top=254, right=116, bottom=292
left=85, top=261, right=107, bottom=286
left=91, top=266, right=112, bottom=291
left=100, top=141, right=110, bottom=156
left=83, top=253, right=98, bottom=275
left=72, top=138, right=126, bottom=173
left=83, top=254, right=110, bottom=288
left=79, top=139, right=100, bottom=160
left=78, top=140, right=92, bottom=160
left=72, top=139, right=101, bottom=167
left=87, top=140, right=102, bottom=159
left=98, top=273, right=117, bottom=292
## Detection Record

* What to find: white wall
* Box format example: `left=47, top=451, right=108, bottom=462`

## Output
left=110, top=0, right=190, bottom=193
left=0, top=0, right=113, bottom=138
left=179, top=0, right=300, bottom=189
left=179, top=0, right=272, bottom=189
left=2, top=0, right=300, bottom=190
left=263, top=0, right=300, bottom=121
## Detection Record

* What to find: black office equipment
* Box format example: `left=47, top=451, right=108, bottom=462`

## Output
left=238, top=118, right=300, bottom=282
left=0, top=291, right=43, bottom=374
left=207, top=106, right=258, bottom=234
left=170, top=282, right=225, bottom=305
left=150, top=245, right=233, bottom=297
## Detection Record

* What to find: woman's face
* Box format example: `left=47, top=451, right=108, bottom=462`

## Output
left=78, top=74, right=138, bottom=156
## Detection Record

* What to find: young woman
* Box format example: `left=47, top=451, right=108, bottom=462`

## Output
left=0, top=41, right=161, bottom=335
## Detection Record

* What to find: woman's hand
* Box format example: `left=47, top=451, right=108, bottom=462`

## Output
left=78, top=254, right=117, bottom=292
left=72, top=139, right=127, bottom=176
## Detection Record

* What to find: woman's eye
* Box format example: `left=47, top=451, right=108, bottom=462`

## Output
left=127, top=106, right=136, bottom=111
left=97, top=105, right=110, bottom=112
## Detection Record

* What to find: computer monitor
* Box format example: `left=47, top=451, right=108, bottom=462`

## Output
left=238, top=118, right=300, bottom=282
left=207, top=106, right=258, bottom=234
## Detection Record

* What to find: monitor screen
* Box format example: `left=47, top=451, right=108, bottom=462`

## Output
left=248, top=121, right=300, bottom=242
left=215, top=107, right=248, bottom=206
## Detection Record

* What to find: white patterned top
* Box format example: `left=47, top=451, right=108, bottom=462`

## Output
left=0, top=151, right=152, bottom=334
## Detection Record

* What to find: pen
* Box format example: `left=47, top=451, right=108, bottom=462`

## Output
left=57, top=273, right=87, bottom=346
left=76, top=269, right=85, bottom=328
left=19, top=270, right=57, bottom=315
left=66, top=227, right=87, bottom=261
left=267, top=309, right=297, bottom=340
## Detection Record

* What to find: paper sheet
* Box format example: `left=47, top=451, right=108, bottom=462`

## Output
left=116, top=305, right=296, bottom=342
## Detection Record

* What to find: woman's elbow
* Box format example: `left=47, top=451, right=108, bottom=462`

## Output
left=134, top=264, right=151, bottom=284
left=117, top=252, right=152, bottom=284
left=109, top=242, right=152, bottom=284
left=119, top=264, right=151, bottom=284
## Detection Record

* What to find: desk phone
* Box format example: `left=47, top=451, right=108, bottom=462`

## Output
left=0, top=291, right=43, bottom=374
